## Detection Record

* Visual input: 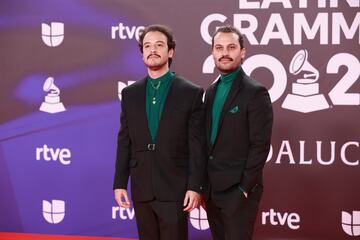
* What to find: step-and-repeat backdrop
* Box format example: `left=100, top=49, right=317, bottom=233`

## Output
left=1, top=0, right=359, bottom=239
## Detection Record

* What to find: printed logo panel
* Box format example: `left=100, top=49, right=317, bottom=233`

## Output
left=41, top=22, right=64, bottom=47
left=42, top=200, right=65, bottom=224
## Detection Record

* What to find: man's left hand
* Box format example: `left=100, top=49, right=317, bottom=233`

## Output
left=183, top=190, right=200, bottom=212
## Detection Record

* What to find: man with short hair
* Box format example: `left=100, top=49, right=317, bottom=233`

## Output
left=113, top=24, right=206, bottom=240
left=204, top=25, right=273, bottom=240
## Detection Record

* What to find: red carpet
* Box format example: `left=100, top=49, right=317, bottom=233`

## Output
left=0, top=232, right=137, bottom=240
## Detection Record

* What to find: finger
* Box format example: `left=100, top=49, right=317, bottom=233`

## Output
left=116, top=198, right=122, bottom=208
left=184, top=196, right=195, bottom=212
left=115, top=193, right=123, bottom=208
left=123, top=192, right=130, bottom=205
left=119, top=197, right=130, bottom=208
left=186, top=201, right=197, bottom=212
left=122, top=202, right=130, bottom=208
left=184, top=203, right=193, bottom=212
left=118, top=199, right=129, bottom=208
left=183, top=200, right=191, bottom=211
left=183, top=205, right=191, bottom=211
left=189, top=199, right=199, bottom=212
left=183, top=194, right=189, bottom=207
left=121, top=202, right=131, bottom=208
left=121, top=192, right=131, bottom=208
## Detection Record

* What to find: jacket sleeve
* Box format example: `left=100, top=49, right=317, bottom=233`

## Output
left=113, top=89, right=131, bottom=190
left=187, top=88, right=207, bottom=193
left=240, top=86, right=273, bottom=193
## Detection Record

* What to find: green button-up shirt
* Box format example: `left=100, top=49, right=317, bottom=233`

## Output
left=146, top=71, right=174, bottom=142
left=210, top=67, right=241, bottom=145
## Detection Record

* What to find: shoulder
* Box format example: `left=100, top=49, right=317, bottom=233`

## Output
left=245, top=76, right=267, bottom=91
left=173, top=74, right=203, bottom=92
left=241, top=75, right=272, bottom=107
left=122, top=78, right=146, bottom=95
left=241, top=71, right=268, bottom=93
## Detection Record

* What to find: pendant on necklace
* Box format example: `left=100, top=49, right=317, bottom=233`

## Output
left=152, top=97, right=156, bottom=105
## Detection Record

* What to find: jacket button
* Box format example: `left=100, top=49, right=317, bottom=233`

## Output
left=209, top=155, right=214, bottom=160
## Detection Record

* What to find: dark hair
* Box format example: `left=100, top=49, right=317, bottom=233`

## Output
left=138, top=24, right=176, bottom=66
left=211, top=25, right=245, bottom=49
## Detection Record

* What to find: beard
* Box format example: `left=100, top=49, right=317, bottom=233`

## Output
left=144, top=55, right=169, bottom=70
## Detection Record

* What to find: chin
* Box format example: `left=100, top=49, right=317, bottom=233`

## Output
left=218, top=67, right=235, bottom=73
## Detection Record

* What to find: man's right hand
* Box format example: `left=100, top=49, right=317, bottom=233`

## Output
left=114, top=189, right=131, bottom=208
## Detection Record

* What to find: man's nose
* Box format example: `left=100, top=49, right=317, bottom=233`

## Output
left=150, top=45, right=157, bottom=52
left=222, top=48, right=229, bottom=55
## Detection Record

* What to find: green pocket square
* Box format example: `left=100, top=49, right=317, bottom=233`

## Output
left=229, top=106, right=240, bottom=113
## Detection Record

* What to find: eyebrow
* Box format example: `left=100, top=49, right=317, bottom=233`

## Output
left=214, top=43, right=237, bottom=47
left=144, top=40, right=166, bottom=45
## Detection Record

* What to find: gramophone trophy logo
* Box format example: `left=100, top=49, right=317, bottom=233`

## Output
left=282, top=49, right=329, bottom=113
left=39, top=77, right=66, bottom=113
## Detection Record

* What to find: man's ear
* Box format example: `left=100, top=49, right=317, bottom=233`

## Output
left=241, top=48, right=246, bottom=60
left=168, top=48, right=175, bottom=58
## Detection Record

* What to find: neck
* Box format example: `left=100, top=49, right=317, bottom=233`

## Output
left=220, top=66, right=241, bottom=75
left=148, top=65, right=169, bottom=79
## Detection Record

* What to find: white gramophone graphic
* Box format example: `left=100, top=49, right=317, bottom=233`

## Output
left=282, top=49, right=329, bottom=113
left=39, top=77, right=66, bottom=113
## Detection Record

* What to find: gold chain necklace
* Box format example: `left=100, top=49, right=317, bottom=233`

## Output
left=150, top=80, right=161, bottom=104
left=150, top=80, right=161, bottom=90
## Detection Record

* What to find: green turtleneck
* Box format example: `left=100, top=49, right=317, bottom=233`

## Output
left=146, top=71, right=174, bottom=142
left=210, top=67, right=241, bottom=145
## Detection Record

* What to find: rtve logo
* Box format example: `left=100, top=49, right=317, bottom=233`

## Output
left=342, top=211, right=360, bottom=237
left=42, top=199, right=65, bottom=224
left=112, top=205, right=210, bottom=231
left=36, top=144, right=71, bottom=165
left=262, top=208, right=300, bottom=230
left=111, top=23, right=145, bottom=41
left=41, top=22, right=64, bottom=47
left=112, top=206, right=135, bottom=220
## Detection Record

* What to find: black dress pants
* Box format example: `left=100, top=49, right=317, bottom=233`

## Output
left=133, top=199, right=188, bottom=240
left=206, top=185, right=263, bottom=240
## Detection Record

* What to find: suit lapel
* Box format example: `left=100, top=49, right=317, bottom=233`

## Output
left=155, top=75, right=177, bottom=142
left=206, top=82, right=217, bottom=149
left=211, top=69, right=245, bottom=147
left=134, top=78, right=153, bottom=143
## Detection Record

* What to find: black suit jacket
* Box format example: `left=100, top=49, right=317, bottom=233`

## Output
left=113, top=74, right=206, bottom=202
left=205, top=68, right=273, bottom=195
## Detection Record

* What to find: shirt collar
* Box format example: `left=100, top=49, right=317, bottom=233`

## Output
left=220, top=67, right=241, bottom=83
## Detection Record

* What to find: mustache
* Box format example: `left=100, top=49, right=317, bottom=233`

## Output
left=219, top=56, right=233, bottom=61
left=147, top=54, right=161, bottom=59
